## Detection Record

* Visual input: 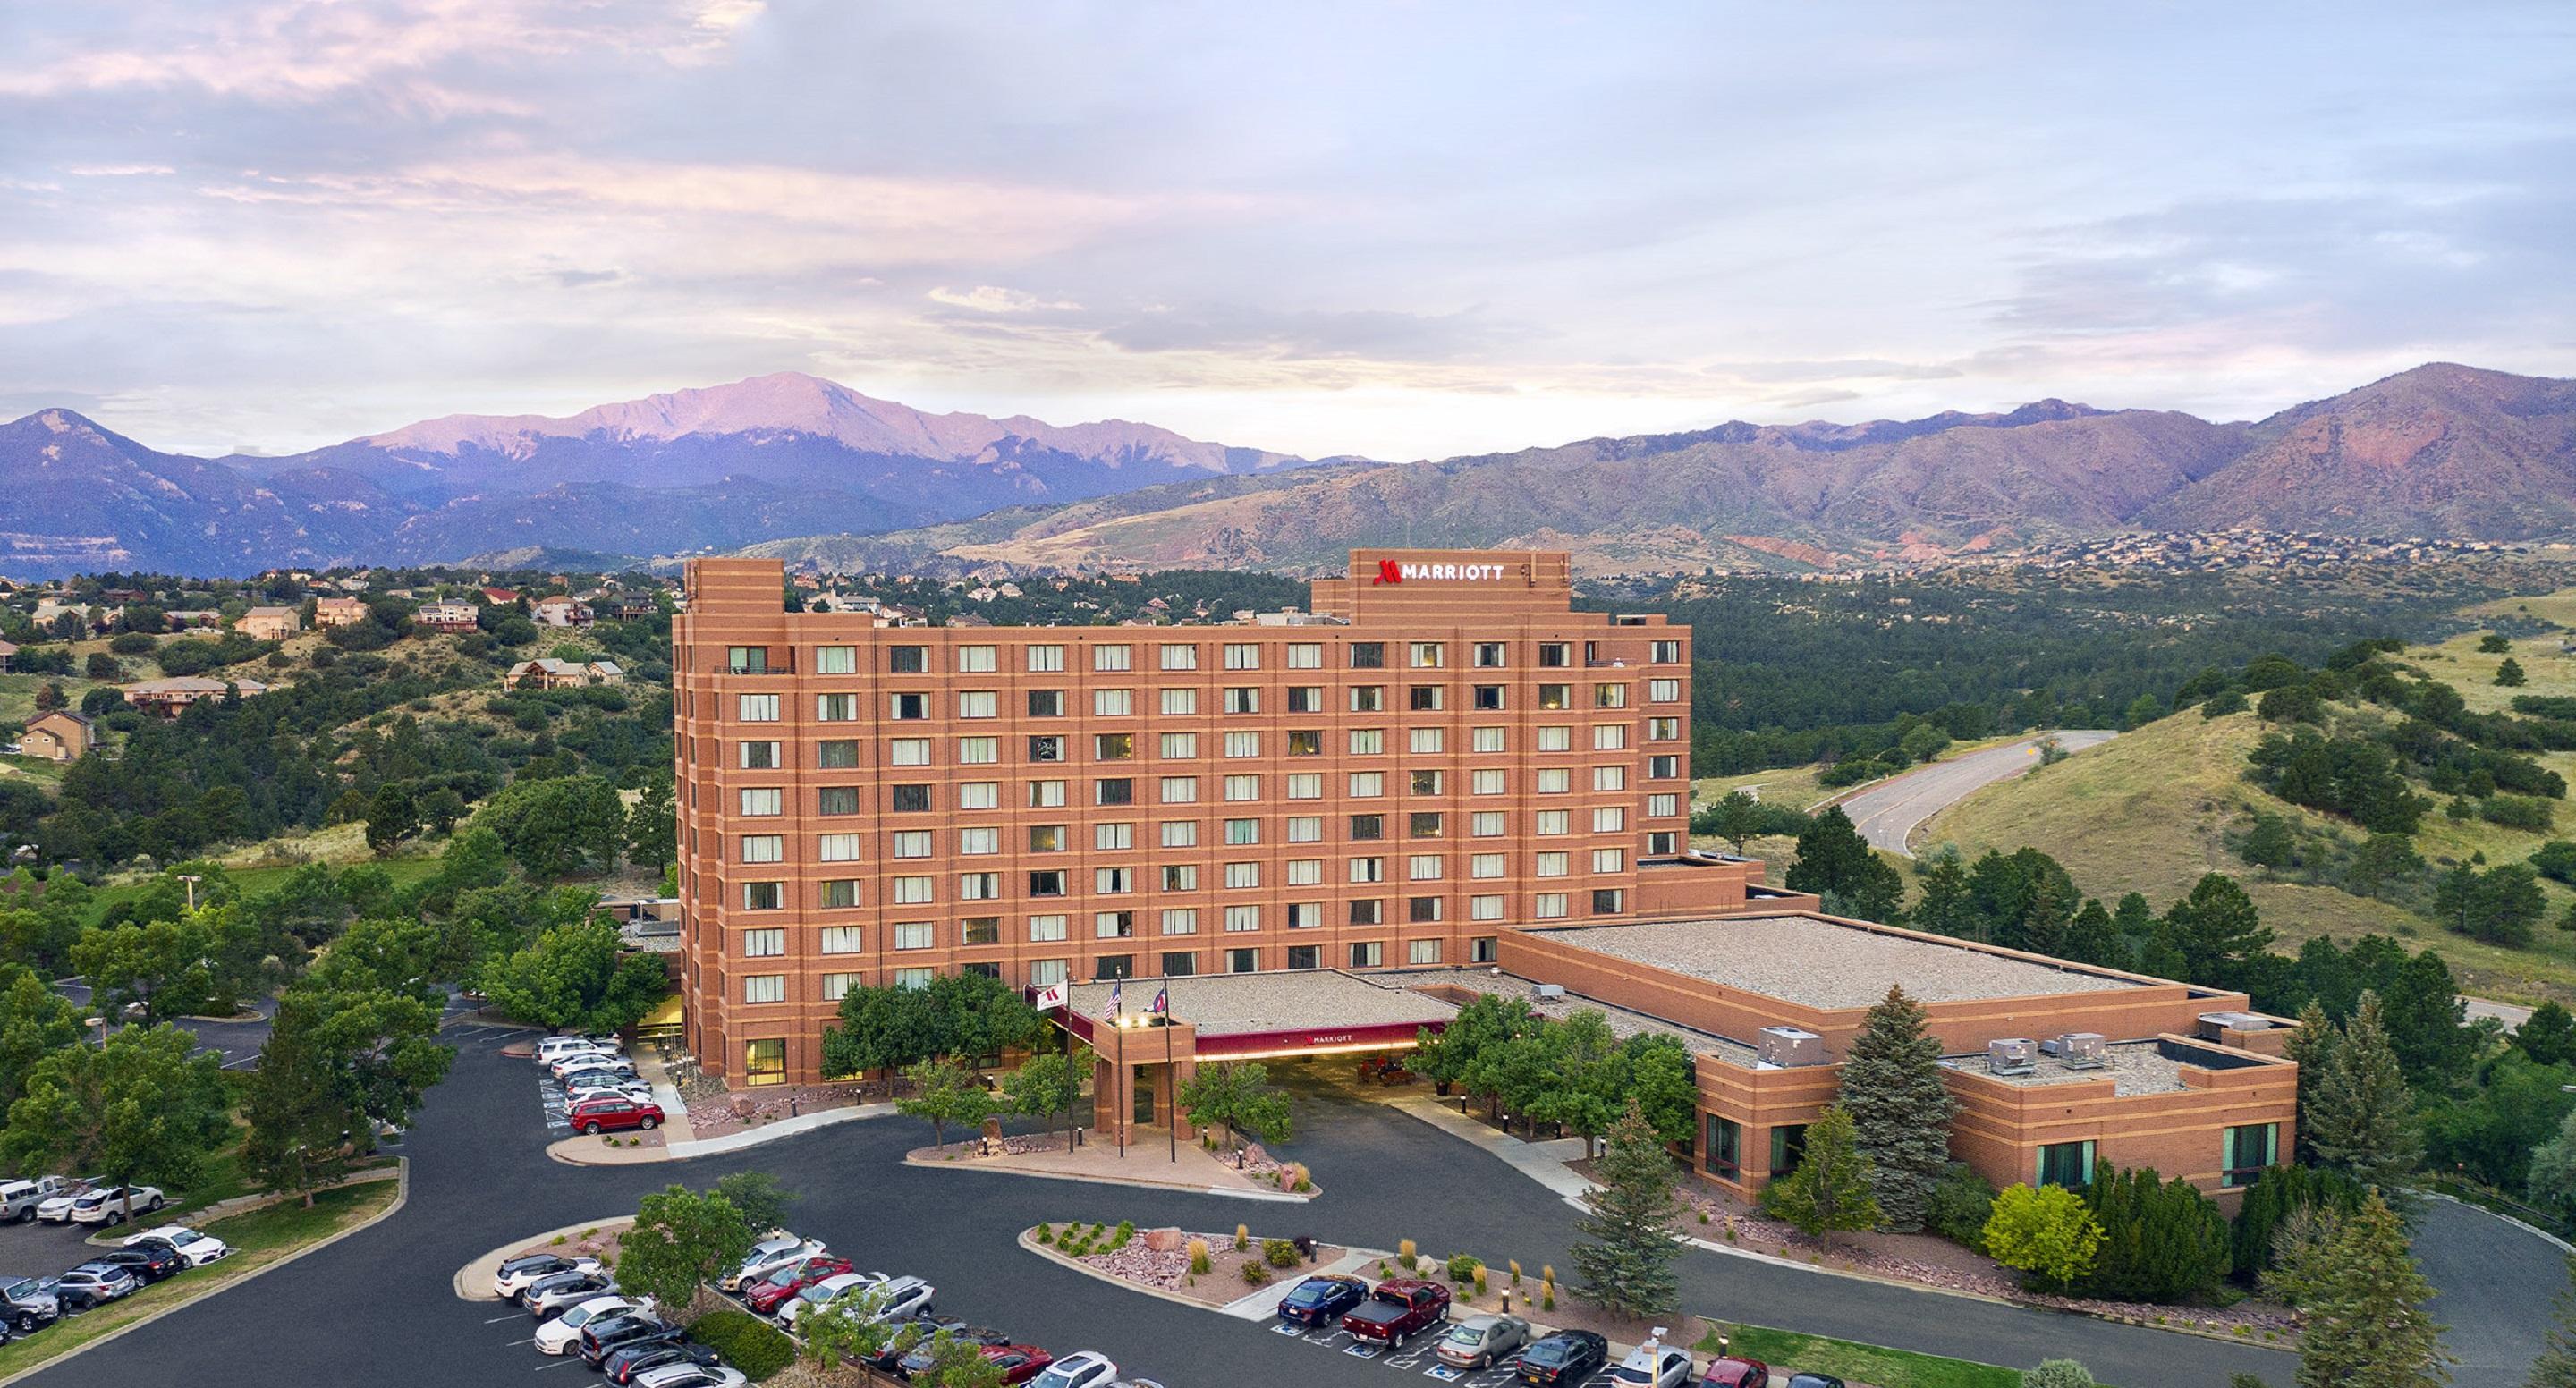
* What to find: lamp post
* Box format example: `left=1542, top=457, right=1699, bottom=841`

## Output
left=84, top=1015, right=105, bottom=1045
left=176, top=873, right=202, bottom=912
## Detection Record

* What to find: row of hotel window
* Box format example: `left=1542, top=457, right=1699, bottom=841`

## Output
left=731, top=935, right=1497, bottom=1003
left=729, top=808, right=1678, bottom=862
left=727, top=639, right=1687, bottom=676
left=731, top=849, right=1644, bottom=909
left=1699, top=1118, right=2277, bottom=1191
left=732, top=772, right=1674, bottom=820
left=737, top=724, right=1682, bottom=770
left=733, top=681, right=1686, bottom=724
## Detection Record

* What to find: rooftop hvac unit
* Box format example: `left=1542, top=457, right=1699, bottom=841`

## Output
left=2198, top=1011, right=2270, bottom=1039
left=1987, top=1037, right=2038, bottom=1075
left=1756, top=1027, right=1826, bottom=1068
left=2040, top=1032, right=2108, bottom=1069
left=1530, top=983, right=1568, bottom=1003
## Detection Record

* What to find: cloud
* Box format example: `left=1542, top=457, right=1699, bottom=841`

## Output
left=65, top=164, right=175, bottom=177
left=547, top=268, right=626, bottom=288
left=926, top=285, right=1083, bottom=314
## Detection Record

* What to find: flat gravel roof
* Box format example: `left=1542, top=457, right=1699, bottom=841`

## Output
left=1372, top=968, right=1761, bottom=1066
left=1941, top=1041, right=2191, bottom=1097
left=1530, top=915, right=2144, bottom=1010
left=1065, top=969, right=1457, bottom=1037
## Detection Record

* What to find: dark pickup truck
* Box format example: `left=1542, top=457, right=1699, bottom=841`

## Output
left=1339, top=1278, right=1450, bottom=1345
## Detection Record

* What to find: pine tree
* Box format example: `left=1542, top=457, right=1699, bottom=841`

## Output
left=1759, top=1105, right=1881, bottom=1251
left=2309, top=991, right=2421, bottom=1198
left=2281, top=1191, right=2451, bottom=1388
left=1568, top=1100, right=1681, bottom=1320
left=1836, top=985, right=1953, bottom=1232
left=2282, top=1000, right=2338, bottom=1164
left=2528, top=1255, right=2576, bottom=1388
left=2063, top=898, right=2117, bottom=967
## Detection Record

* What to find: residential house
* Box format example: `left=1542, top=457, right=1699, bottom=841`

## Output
left=0, top=639, right=15, bottom=673
left=240, top=605, right=302, bottom=640
left=20, top=709, right=93, bottom=761
left=532, top=596, right=594, bottom=628
left=312, top=596, right=369, bottom=628
left=504, top=658, right=624, bottom=690
left=479, top=587, right=519, bottom=605
left=416, top=600, right=480, bottom=632
left=124, top=676, right=269, bottom=715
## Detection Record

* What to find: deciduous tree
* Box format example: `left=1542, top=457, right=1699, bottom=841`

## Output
left=897, top=1058, right=996, bottom=1153
left=0, top=1024, right=230, bottom=1219
left=475, top=918, right=669, bottom=1034
left=1175, top=1060, right=1291, bottom=1149
left=616, top=1183, right=755, bottom=1310
left=1003, top=1050, right=1084, bottom=1151
left=1760, top=1105, right=1880, bottom=1251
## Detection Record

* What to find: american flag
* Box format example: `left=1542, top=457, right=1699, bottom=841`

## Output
left=1106, top=978, right=1122, bottom=1019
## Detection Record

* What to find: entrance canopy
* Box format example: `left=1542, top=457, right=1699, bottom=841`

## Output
left=1058, top=969, right=1457, bottom=1061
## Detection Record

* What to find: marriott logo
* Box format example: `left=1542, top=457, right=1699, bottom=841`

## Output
left=1374, top=560, right=1507, bottom=584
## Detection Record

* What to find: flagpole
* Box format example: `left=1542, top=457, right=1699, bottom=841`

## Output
left=1165, top=1009, right=1176, bottom=1164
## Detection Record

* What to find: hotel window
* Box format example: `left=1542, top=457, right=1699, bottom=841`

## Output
left=1650, top=755, right=1682, bottom=779
left=1470, top=935, right=1500, bottom=962
left=1648, top=716, right=1682, bottom=741
left=743, top=975, right=786, bottom=1004
left=821, top=926, right=863, bottom=953
left=1029, top=735, right=1065, bottom=765
left=2223, top=1124, right=2278, bottom=1188
left=1592, top=848, right=1625, bottom=874
left=1026, top=643, right=1065, bottom=673
left=1161, top=909, right=1199, bottom=935
left=1349, top=641, right=1385, bottom=669
left=1028, top=689, right=1064, bottom=717
left=1285, top=730, right=1322, bottom=757
left=888, top=646, right=928, bottom=673
left=821, top=973, right=858, bottom=1003
left=1532, top=890, right=1566, bottom=918
left=1651, top=639, right=1682, bottom=664
left=958, top=690, right=997, bottom=718
left=1159, top=776, right=1199, bottom=805
left=1408, top=854, right=1444, bottom=881
left=812, top=645, right=856, bottom=675
left=1096, top=778, right=1134, bottom=806
left=1223, top=686, right=1260, bottom=714
left=1094, top=689, right=1133, bottom=717
left=1471, top=685, right=1504, bottom=712
left=741, top=927, right=784, bottom=957
left=1471, top=768, right=1507, bottom=796
left=1473, top=642, right=1507, bottom=668
left=1538, top=642, right=1572, bottom=668
left=818, top=786, right=861, bottom=816
left=1471, top=811, right=1506, bottom=837
left=1647, top=792, right=1682, bottom=817
left=1349, top=857, right=1385, bottom=884
left=1590, top=888, right=1624, bottom=914
left=1410, top=727, right=1445, bottom=755
left=728, top=646, right=772, bottom=675
left=1471, top=895, right=1505, bottom=922
left=818, top=739, right=860, bottom=768
left=1096, top=822, right=1135, bottom=851
left=1029, top=778, right=1068, bottom=808
left=1595, top=683, right=1630, bottom=709
left=1224, top=731, right=1261, bottom=758
left=1286, top=816, right=1324, bottom=842
left=818, top=833, right=862, bottom=862
left=1471, top=853, right=1506, bottom=879
left=739, top=834, right=784, bottom=864
left=1287, top=902, right=1323, bottom=929
left=738, top=693, right=779, bottom=722
left=958, top=781, right=999, bottom=810
left=1162, top=952, right=1198, bottom=976
left=893, top=876, right=935, bottom=904
left=819, top=880, right=860, bottom=910
left=739, top=740, right=780, bottom=770
left=1158, top=642, right=1199, bottom=671
left=1537, top=851, right=1570, bottom=877
left=893, top=968, right=935, bottom=989
left=1095, top=911, right=1135, bottom=939
left=1092, top=644, right=1131, bottom=672
left=1160, top=688, right=1198, bottom=715
left=1285, top=859, right=1323, bottom=886
left=957, top=644, right=997, bottom=673
left=1536, top=769, right=1572, bottom=795
left=1594, top=766, right=1629, bottom=791
left=1349, top=899, right=1383, bottom=926
left=1027, top=870, right=1065, bottom=897
left=889, top=738, right=932, bottom=766
left=739, top=788, right=783, bottom=816
left=1349, top=771, right=1386, bottom=797
left=1349, top=813, right=1385, bottom=841
left=1704, top=1116, right=1742, bottom=1180
left=1224, top=643, right=1261, bottom=671
left=1159, top=732, right=1199, bottom=759
left=1224, top=774, right=1260, bottom=802
left=958, top=736, right=998, bottom=765
left=894, top=922, right=936, bottom=951
left=891, top=784, right=933, bottom=813
left=1096, top=733, right=1135, bottom=761
left=1593, top=808, right=1627, bottom=834
left=1648, top=678, right=1682, bottom=703
left=1285, top=773, right=1323, bottom=800
left=1408, top=937, right=1444, bottom=965
left=1224, top=905, right=1262, bottom=933
left=883, top=692, right=923, bottom=721
left=1161, top=864, right=1199, bottom=891
left=1409, top=896, right=1443, bottom=923
left=1285, top=944, right=1320, bottom=969
left=1536, top=726, right=1572, bottom=752
left=962, top=916, right=1003, bottom=945
left=1537, top=809, right=1571, bottom=835
left=1224, top=818, right=1259, bottom=845
left=891, top=831, right=933, bottom=859
left=1538, top=684, right=1572, bottom=711
left=959, top=826, right=1001, bottom=855
left=1349, top=941, right=1384, bottom=968
left=1647, top=831, right=1680, bottom=855
left=1470, top=726, right=1507, bottom=755
left=1029, top=914, right=1069, bottom=943
left=1410, top=810, right=1445, bottom=837
left=1029, top=958, right=1070, bottom=987
left=1286, top=642, right=1322, bottom=669
left=1409, top=642, right=1445, bottom=669
left=1593, top=724, right=1629, bottom=750
left=1160, top=820, right=1199, bottom=848
left=2037, top=1140, right=2096, bottom=1189
left=1350, top=685, right=1385, bottom=712
left=1286, top=686, right=1323, bottom=714
left=1409, top=769, right=1444, bottom=795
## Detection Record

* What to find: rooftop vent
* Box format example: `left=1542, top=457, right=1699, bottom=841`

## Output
left=1530, top=983, right=1568, bottom=1003
left=1987, top=1037, right=2038, bottom=1076
left=2198, top=1011, right=2270, bottom=1039
left=2040, top=1032, right=2107, bottom=1069
left=1757, top=1026, right=1826, bottom=1068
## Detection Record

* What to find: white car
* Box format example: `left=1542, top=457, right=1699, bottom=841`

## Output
left=635, top=1366, right=747, bottom=1388
left=68, top=1185, right=164, bottom=1225
left=1610, top=1345, right=1695, bottom=1388
left=1032, top=1352, right=1119, bottom=1388
left=774, top=1271, right=890, bottom=1326
left=537, top=1035, right=622, bottom=1062
left=564, top=1080, right=655, bottom=1106
left=721, top=1236, right=824, bottom=1291
left=551, top=1054, right=636, bottom=1081
left=533, top=1294, right=642, bottom=1355
left=32, top=1177, right=106, bottom=1224
left=122, top=1225, right=232, bottom=1267
left=492, top=1253, right=604, bottom=1300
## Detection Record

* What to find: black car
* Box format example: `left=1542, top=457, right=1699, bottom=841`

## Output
left=95, top=1242, right=185, bottom=1283
left=604, top=1340, right=723, bottom=1386
left=1785, top=1377, right=1847, bottom=1388
left=864, top=1316, right=950, bottom=1374
left=894, top=1325, right=1011, bottom=1380
left=1275, top=1274, right=1370, bottom=1328
left=1517, top=1330, right=1611, bottom=1385
left=582, top=1312, right=679, bottom=1366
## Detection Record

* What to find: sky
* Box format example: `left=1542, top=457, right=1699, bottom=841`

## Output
left=3, top=1, right=2572, bottom=461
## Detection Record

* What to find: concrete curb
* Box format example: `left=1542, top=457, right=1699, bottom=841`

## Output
left=1017, top=1229, right=1386, bottom=1320
left=547, top=1103, right=898, bottom=1165
left=0, top=1159, right=410, bottom=1388
left=452, top=1216, right=639, bottom=1302
left=906, top=1154, right=1312, bottom=1203
left=80, top=1162, right=401, bottom=1247
left=2424, top=1189, right=2575, bottom=1257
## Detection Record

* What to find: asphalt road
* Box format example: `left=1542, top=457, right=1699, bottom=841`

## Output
left=2413, top=1195, right=2571, bottom=1384
left=1838, top=732, right=2118, bottom=856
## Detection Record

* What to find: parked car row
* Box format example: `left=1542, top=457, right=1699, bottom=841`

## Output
left=0, top=1220, right=236, bottom=1344
left=1279, top=1274, right=1849, bottom=1388
left=532, top=1036, right=668, bottom=1135
left=0, top=1173, right=168, bottom=1227
left=492, top=1250, right=741, bottom=1387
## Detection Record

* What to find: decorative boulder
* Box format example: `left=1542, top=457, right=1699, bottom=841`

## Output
left=981, top=1116, right=1005, bottom=1145
left=1243, top=1143, right=1268, bottom=1166
left=1142, top=1226, right=1184, bottom=1253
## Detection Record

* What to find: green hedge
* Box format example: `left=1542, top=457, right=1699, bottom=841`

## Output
left=689, top=1309, right=795, bottom=1382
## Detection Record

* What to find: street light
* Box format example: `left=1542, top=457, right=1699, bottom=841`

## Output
left=176, top=873, right=202, bottom=912
left=84, top=1015, right=104, bottom=1045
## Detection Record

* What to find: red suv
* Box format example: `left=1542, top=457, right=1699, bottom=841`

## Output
left=742, top=1257, right=854, bottom=1315
left=568, top=1096, right=665, bottom=1135
left=1702, top=1358, right=1771, bottom=1388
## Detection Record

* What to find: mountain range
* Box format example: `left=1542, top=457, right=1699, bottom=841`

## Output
left=2, top=363, right=2570, bottom=578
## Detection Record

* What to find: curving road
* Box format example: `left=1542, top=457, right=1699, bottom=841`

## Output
left=1837, top=732, right=2118, bottom=856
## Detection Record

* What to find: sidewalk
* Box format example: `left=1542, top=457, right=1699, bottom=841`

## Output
left=1379, top=1091, right=1594, bottom=1200
left=904, top=1126, right=1312, bottom=1202
left=549, top=1101, right=897, bottom=1164
left=630, top=1044, right=701, bottom=1144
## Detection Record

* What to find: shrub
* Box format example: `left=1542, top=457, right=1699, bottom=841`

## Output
left=1926, top=1163, right=1998, bottom=1246
left=1447, top=1252, right=1481, bottom=1283
left=1981, top=1183, right=2103, bottom=1293
left=1398, top=1238, right=1418, bottom=1271
left=1110, top=1221, right=1135, bottom=1251
left=1540, top=1277, right=1555, bottom=1311
left=1233, top=1223, right=1250, bottom=1251
left=1035, top=1223, right=1054, bottom=1245
left=1264, top=1239, right=1301, bottom=1268
left=1241, top=1258, right=1270, bottom=1284
left=2024, top=1360, right=2095, bottom=1388
left=688, top=1310, right=795, bottom=1381
left=2074, top=1164, right=2231, bottom=1304
left=1508, top=1259, right=1522, bottom=1287
left=1473, top=1268, right=1487, bottom=1296
left=1187, top=1239, right=1212, bottom=1275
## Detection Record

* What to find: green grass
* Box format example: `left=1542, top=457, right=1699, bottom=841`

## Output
left=86, top=845, right=445, bottom=928
left=0, top=1176, right=397, bottom=1377
left=1698, top=1323, right=2027, bottom=1388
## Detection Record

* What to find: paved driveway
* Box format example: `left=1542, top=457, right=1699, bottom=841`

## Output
left=1838, top=732, right=2117, bottom=855
left=2414, top=1195, right=2571, bottom=1384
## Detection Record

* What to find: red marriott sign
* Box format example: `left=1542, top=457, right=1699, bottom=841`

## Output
left=1374, top=560, right=1507, bottom=585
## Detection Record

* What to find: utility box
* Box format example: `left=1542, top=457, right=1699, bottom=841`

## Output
left=2042, top=1032, right=2108, bottom=1068
left=2198, top=1011, right=2270, bottom=1040
left=1756, top=1027, right=1826, bottom=1068
left=1987, top=1037, right=2038, bottom=1075
left=1530, top=983, right=1568, bottom=1002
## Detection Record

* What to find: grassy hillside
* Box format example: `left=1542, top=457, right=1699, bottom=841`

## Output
left=1926, top=606, right=2576, bottom=1005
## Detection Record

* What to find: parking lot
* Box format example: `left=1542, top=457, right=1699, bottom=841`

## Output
left=1268, top=1318, right=1625, bottom=1388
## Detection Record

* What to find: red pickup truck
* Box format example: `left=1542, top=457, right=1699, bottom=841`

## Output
left=1340, top=1278, right=1451, bottom=1345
